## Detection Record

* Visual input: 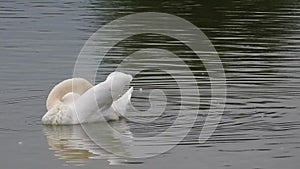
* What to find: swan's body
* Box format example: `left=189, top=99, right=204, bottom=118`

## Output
left=42, top=72, right=133, bottom=125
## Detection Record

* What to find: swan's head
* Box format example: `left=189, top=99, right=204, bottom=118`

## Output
left=106, top=72, right=133, bottom=100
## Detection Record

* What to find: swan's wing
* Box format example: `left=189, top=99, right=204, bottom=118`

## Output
left=72, top=82, right=113, bottom=123
left=86, top=87, right=133, bottom=122
left=112, top=87, right=133, bottom=117
left=69, top=72, right=133, bottom=123
left=73, top=83, right=131, bottom=123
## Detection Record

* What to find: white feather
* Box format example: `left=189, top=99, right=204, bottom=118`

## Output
left=42, top=72, right=133, bottom=125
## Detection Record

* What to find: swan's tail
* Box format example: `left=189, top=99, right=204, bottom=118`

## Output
left=112, top=87, right=133, bottom=117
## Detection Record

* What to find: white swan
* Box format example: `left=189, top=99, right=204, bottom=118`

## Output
left=42, top=72, right=133, bottom=125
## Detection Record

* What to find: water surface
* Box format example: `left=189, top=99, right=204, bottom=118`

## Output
left=0, top=0, right=300, bottom=169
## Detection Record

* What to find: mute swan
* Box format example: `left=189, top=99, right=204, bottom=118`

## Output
left=42, top=72, right=133, bottom=125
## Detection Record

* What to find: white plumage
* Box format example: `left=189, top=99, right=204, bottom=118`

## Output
left=42, top=72, right=133, bottom=125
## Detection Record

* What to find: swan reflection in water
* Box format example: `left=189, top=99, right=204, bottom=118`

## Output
left=42, top=119, right=141, bottom=165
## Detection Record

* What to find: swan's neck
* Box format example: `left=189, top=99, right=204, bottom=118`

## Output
left=61, top=92, right=80, bottom=107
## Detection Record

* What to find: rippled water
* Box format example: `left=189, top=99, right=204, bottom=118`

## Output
left=0, top=0, right=300, bottom=169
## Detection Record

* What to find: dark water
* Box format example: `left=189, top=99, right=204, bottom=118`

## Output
left=0, top=0, right=300, bottom=169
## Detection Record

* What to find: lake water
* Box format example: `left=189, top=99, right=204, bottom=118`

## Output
left=0, top=0, right=299, bottom=169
